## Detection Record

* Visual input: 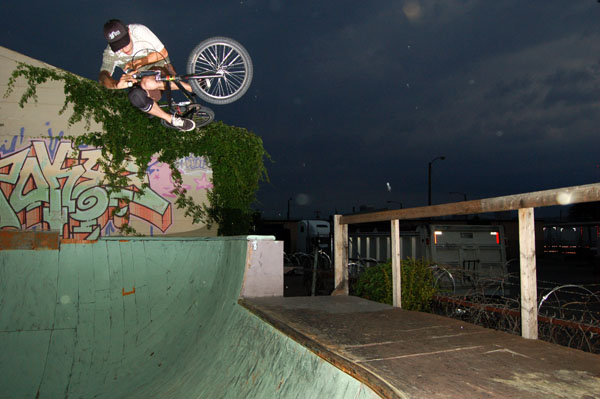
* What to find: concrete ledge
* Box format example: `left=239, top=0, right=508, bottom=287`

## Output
left=241, top=238, right=283, bottom=297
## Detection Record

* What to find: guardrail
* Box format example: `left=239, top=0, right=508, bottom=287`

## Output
left=333, top=182, right=600, bottom=340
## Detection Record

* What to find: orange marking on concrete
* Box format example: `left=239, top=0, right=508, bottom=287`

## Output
left=0, top=231, right=60, bottom=250
left=122, top=287, right=136, bottom=296
left=61, top=238, right=98, bottom=244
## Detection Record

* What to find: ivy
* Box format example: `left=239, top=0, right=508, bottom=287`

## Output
left=4, top=62, right=269, bottom=236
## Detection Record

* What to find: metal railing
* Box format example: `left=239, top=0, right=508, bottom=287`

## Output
left=333, top=182, right=600, bottom=340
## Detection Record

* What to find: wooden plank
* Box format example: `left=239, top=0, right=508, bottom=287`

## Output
left=340, top=182, right=600, bottom=225
left=518, top=207, right=538, bottom=340
left=391, top=220, right=401, bottom=308
left=332, top=215, right=349, bottom=295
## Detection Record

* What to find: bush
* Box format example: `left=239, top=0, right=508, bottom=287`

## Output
left=353, top=258, right=437, bottom=312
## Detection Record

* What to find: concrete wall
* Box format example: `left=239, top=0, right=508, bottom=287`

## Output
left=0, top=46, right=216, bottom=239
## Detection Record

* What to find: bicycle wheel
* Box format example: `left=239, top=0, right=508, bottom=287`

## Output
left=187, top=37, right=253, bottom=105
left=192, top=105, right=215, bottom=128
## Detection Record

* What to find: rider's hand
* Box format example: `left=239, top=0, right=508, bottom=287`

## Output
left=124, top=61, right=139, bottom=74
left=117, top=73, right=136, bottom=89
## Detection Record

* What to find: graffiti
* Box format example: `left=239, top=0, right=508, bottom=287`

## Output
left=0, top=139, right=173, bottom=240
left=147, top=156, right=213, bottom=199
left=173, top=154, right=211, bottom=175
left=0, top=127, right=25, bottom=155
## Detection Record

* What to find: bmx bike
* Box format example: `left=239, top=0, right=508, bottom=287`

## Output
left=130, top=36, right=253, bottom=129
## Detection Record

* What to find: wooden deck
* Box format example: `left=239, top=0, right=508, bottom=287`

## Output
left=241, top=295, right=600, bottom=399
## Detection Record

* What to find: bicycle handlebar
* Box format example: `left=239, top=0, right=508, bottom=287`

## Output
left=126, top=69, right=170, bottom=87
left=124, top=69, right=218, bottom=87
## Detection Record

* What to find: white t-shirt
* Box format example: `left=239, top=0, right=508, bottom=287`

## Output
left=100, top=24, right=170, bottom=75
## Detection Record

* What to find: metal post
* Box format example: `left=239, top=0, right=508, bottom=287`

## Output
left=428, top=162, right=432, bottom=206
left=311, top=247, right=318, bottom=296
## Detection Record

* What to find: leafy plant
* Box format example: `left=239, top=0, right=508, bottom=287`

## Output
left=4, top=62, right=268, bottom=235
left=353, top=258, right=437, bottom=312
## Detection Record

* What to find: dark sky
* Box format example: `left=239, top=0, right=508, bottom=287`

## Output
left=3, top=1, right=600, bottom=219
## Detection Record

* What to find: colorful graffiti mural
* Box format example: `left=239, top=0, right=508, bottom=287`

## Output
left=0, top=125, right=213, bottom=240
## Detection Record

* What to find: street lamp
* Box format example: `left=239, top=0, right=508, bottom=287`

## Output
left=428, top=156, right=446, bottom=206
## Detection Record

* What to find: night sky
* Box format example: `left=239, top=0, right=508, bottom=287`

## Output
left=3, top=1, right=600, bottom=220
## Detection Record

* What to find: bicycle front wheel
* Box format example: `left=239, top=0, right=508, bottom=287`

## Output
left=187, top=37, right=253, bottom=105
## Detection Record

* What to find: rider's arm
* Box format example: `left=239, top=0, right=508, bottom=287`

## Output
left=127, top=47, right=169, bottom=71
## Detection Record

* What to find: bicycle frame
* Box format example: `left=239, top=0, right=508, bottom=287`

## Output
left=133, top=70, right=223, bottom=82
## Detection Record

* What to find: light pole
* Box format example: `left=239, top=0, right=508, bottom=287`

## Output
left=428, top=156, right=445, bottom=206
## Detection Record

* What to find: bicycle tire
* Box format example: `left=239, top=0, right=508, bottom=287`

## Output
left=186, top=37, right=253, bottom=105
left=192, top=105, right=215, bottom=128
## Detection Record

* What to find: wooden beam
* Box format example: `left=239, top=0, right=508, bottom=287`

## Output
left=340, top=183, right=600, bottom=225
left=519, top=207, right=538, bottom=339
left=332, top=215, right=349, bottom=295
left=391, top=220, right=402, bottom=308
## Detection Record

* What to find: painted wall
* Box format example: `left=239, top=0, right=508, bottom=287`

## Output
left=0, top=46, right=216, bottom=239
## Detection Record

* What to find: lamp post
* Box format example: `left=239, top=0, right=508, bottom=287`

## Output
left=287, top=197, right=292, bottom=220
left=428, top=156, right=445, bottom=206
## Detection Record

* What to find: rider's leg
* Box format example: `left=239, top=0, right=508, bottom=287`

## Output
left=146, top=101, right=174, bottom=123
left=128, top=86, right=195, bottom=131
left=141, top=76, right=193, bottom=93
left=146, top=101, right=195, bottom=131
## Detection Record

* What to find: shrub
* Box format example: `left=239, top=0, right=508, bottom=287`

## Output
left=353, top=258, right=437, bottom=312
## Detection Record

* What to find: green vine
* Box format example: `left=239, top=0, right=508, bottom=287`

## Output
left=4, top=62, right=269, bottom=236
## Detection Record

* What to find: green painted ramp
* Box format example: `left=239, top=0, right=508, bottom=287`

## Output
left=0, top=236, right=380, bottom=398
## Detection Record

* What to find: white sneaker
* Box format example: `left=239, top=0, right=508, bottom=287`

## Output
left=171, top=115, right=196, bottom=131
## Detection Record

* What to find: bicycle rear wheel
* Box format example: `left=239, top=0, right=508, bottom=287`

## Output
left=192, top=105, right=215, bottom=128
left=187, top=37, right=253, bottom=105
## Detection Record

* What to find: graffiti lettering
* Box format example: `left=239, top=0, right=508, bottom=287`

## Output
left=0, top=127, right=25, bottom=155
left=0, top=140, right=173, bottom=240
left=173, top=154, right=211, bottom=175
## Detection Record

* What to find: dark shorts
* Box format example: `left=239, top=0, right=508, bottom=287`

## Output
left=127, top=64, right=176, bottom=112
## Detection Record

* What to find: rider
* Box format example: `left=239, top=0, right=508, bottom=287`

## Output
left=99, top=19, right=196, bottom=131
